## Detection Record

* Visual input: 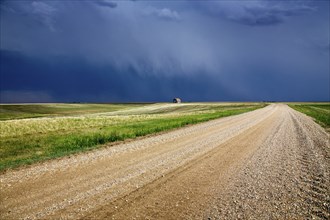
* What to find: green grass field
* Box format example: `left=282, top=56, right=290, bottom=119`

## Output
left=289, top=103, right=330, bottom=129
left=0, top=103, right=148, bottom=120
left=0, top=103, right=266, bottom=172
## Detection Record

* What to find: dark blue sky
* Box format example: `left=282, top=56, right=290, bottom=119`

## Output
left=1, top=0, right=329, bottom=102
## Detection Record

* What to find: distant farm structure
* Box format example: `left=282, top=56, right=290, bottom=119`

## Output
left=173, top=98, right=182, bottom=103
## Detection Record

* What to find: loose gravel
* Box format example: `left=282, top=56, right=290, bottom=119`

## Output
left=205, top=104, right=330, bottom=220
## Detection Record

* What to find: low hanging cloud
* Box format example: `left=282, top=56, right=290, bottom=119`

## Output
left=0, top=90, right=54, bottom=103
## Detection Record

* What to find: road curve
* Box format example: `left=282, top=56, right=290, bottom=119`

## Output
left=1, top=104, right=329, bottom=219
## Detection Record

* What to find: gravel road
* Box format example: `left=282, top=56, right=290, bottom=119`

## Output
left=1, top=104, right=329, bottom=219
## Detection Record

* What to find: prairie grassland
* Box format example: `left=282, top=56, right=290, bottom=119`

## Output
left=289, top=103, right=330, bottom=129
left=0, top=103, right=265, bottom=171
left=0, top=103, right=147, bottom=120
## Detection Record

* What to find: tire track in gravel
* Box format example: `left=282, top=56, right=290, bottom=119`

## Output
left=1, top=104, right=329, bottom=219
left=84, top=104, right=281, bottom=220
left=289, top=111, right=330, bottom=219
left=204, top=104, right=329, bottom=220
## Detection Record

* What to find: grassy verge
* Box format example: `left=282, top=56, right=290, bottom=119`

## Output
left=289, top=103, right=330, bottom=129
left=0, top=103, right=265, bottom=172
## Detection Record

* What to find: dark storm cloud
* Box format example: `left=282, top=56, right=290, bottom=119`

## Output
left=199, top=1, right=316, bottom=26
left=0, top=50, right=234, bottom=102
left=239, top=4, right=316, bottom=26
left=0, top=0, right=329, bottom=102
left=93, top=0, right=117, bottom=9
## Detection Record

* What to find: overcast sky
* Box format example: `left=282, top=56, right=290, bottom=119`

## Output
left=0, top=0, right=329, bottom=102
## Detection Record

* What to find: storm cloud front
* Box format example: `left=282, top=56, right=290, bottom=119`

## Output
left=1, top=0, right=329, bottom=102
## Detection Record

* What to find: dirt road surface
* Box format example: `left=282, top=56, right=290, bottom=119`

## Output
left=1, top=104, right=329, bottom=219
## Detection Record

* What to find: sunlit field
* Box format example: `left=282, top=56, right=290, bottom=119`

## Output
left=0, top=103, right=147, bottom=120
left=0, top=103, right=265, bottom=171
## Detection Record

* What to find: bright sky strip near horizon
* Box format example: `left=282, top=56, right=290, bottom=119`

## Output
left=0, top=0, right=329, bottom=103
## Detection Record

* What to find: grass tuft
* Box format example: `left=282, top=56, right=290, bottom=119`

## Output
left=289, top=103, right=330, bottom=129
